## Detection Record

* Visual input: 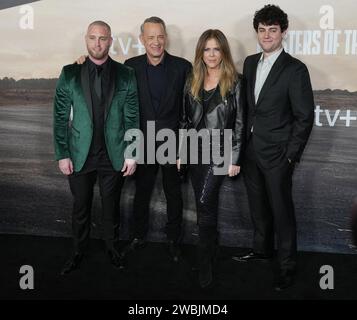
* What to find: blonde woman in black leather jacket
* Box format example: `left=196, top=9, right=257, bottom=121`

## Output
left=178, top=29, right=244, bottom=288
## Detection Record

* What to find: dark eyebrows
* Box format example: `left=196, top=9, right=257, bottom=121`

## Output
left=258, top=27, right=278, bottom=32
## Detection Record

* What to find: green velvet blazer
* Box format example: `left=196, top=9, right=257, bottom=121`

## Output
left=53, top=57, right=139, bottom=172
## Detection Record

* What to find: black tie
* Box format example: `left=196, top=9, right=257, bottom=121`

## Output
left=94, top=65, right=103, bottom=100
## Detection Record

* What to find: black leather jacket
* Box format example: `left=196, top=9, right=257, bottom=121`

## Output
left=179, top=76, right=244, bottom=165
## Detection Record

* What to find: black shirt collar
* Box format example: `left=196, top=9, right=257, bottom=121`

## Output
left=146, top=51, right=166, bottom=67
left=88, top=56, right=111, bottom=73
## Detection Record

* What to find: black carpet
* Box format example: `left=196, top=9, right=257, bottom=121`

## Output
left=1, top=234, right=356, bottom=300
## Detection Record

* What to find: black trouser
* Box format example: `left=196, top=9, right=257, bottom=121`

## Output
left=131, top=163, right=183, bottom=241
left=68, top=169, right=124, bottom=254
left=189, top=162, right=226, bottom=244
left=243, top=139, right=297, bottom=271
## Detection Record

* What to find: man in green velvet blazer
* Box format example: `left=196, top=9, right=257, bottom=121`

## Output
left=53, top=20, right=139, bottom=275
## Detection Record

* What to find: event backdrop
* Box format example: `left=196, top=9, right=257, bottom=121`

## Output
left=0, top=0, right=356, bottom=254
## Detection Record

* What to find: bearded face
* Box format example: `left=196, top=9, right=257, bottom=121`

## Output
left=85, top=25, right=112, bottom=60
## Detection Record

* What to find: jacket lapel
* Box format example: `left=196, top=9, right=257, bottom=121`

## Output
left=157, top=52, right=175, bottom=115
left=105, top=57, right=116, bottom=121
left=250, top=54, right=260, bottom=109
left=256, top=50, right=287, bottom=107
left=80, top=61, right=93, bottom=120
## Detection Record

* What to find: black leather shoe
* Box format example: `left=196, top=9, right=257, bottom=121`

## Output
left=121, top=238, right=146, bottom=257
left=232, top=251, right=272, bottom=262
left=128, top=238, right=146, bottom=250
left=131, top=238, right=146, bottom=249
left=274, top=269, right=296, bottom=291
left=167, top=240, right=180, bottom=263
left=199, top=262, right=213, bottom=288
left=61, top=252, right=83, bottom=275
left=107, top=250, right=125, bottom=269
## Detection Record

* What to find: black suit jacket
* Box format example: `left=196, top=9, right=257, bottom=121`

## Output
left=243, top=50, right=314, bottom=169
left=125, top=52, right=192, bottom=136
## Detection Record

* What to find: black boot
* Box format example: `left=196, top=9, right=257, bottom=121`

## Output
left=60, top=252, right=84, bottom=275
left=197, top=232, right=218, bottom=289
left=197, top=243, right=214, bottom=288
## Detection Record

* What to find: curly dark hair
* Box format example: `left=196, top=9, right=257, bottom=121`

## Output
left=253, top=4, right=289, bottom=32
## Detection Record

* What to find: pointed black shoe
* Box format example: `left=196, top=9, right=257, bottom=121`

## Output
left=129, top=238, right=146, bottom=250
left=107, top=250, right=125, bottom=269
left=167, top=240, right=181, bottom=263
left=121, top=238, right=146, bottom=257
left=232, top=251, right=272, bottom=262
left=60, top=252, right=83, bottom=275
left=274, top=269, right=296, bottom=291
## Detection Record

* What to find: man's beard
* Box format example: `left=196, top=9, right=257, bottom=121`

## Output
left=87, top=47, right=109, bottom=60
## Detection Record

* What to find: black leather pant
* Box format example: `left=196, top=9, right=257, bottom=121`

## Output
left=189, top=161, right=225, bottom=243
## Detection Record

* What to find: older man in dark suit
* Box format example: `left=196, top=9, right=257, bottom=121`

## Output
left=123, top=17, right=192, bottom=262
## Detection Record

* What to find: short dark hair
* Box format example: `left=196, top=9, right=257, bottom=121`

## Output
left=140, top=16, right=166, bottom=34
left=253, top=4, right=289, bottom=32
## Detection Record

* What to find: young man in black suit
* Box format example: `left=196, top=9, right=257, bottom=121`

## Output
left=233, top=5, right=315, bottom=290
left=54, top=21, right=139, bottom=274
left=124, top=17, right=192, bottom=262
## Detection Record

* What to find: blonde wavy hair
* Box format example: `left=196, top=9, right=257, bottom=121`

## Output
left=190, top=29, right=237, bottom=100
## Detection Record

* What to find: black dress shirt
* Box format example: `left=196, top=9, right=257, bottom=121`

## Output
left=80, top=58, right=114, bottom=173
left=146, top=54, right=166, bottom=113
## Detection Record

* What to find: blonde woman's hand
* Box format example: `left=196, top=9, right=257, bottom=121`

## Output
left=176, top=159, right=181, bottom=171
left=228, top=164, right=240, bottom=177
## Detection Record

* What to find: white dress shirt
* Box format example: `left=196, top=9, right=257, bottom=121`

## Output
left=254, top=47, right=284, bottom=104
